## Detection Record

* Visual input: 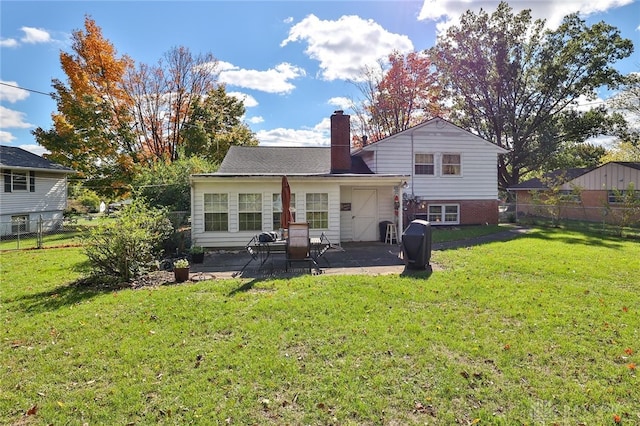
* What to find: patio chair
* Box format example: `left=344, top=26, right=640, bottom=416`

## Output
left=286, top=222, right=320, bottom=273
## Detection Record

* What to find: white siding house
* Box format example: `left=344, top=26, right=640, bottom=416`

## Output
left=0, top=146, right=74, bottom=236
left=190, top=112, right=407, bottom=248
left=353, top=118, right=509, bottom=225
left=190, top=113, right=509, bottom=248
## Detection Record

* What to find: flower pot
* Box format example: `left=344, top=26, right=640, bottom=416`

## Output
left=191, top=252, right=205, bottom=264
left=174, top=267, right=190, bottom=283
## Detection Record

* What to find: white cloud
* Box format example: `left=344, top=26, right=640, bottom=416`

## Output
left=328, top=96, right=353, bottom=111
left=0, top=38, right=18, bottom=48
left=218, top=61, right=305, bottom=94
left=0, top=106, right=33, bottom=129
left=0, top=131, right=16, bottom=143
left=281, top=14, right=414, bottom=82
left=256, top=118, right=330, bottom=147
left=0, top=81, right=30, bottom=103
left=228, top=91, right=258, bottom=107
left=418, top=0, right=635, bottom=33
left=20, top=26, right=52, bottom=44
left=248, top=116, right=264, bottom=124
left=19, top=144, right=49, bottom=156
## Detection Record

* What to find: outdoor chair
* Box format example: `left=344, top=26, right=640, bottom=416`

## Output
left=286, top=222, right=320, bottom=273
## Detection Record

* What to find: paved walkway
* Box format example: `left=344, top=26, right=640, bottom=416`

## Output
left=189, top=226, right=530, bottom=279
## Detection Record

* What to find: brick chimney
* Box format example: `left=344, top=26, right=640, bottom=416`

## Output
left=330, top=110, right=351, bottom=174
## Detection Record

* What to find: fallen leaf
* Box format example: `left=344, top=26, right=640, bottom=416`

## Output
left=26, top=404, right=38, bottom=415
left=624, top=348, right=634, bottom=355
left=613, top=414, right=621, bottom=423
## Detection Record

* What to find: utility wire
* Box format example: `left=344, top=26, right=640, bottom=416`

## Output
left=0, top=81, right=54, bottom=97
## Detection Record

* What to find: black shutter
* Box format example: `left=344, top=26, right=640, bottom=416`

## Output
left=29, top=171, right=35, bottom=192
left=3, top=170, right=11, bottom=193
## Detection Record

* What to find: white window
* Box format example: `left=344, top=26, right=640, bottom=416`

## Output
left=414, top=153, right=434, bottom=175
left=306, top=193, right=328, bottom=229
left=559, top=190, right=581, bottom=203
left=238, top=193, right=262, bottom=231
left=442, top=154, right=461, bottom=176
left=204, top=193, right=228, bottom=231
left=608, top=190, right=640, bottom=204
left=11, top=215, right=29, bottom=234
left=273, top=193, right=296, bottom=229
left=428, top=204, right=459, bottom=224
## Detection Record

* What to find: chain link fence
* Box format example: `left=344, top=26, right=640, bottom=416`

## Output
left=0, top=216, right=75, bottom=250
left=0, top=212, right=191, bottom=251
left=500, top=202, right=640, bottom=235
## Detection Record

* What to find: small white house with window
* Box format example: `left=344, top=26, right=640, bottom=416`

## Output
left=190, top=111, right=408, bottom=248
left=0, top=145, right=74, bottom=236
left=352, top=117, right=508, bottom=225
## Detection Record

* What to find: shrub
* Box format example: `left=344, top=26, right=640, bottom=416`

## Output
left=77, top=189, right=102, bottom=213
left=83, top=199, right=174, bottom=282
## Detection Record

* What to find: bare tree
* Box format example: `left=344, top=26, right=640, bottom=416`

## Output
left=125, top=46, right=219, bottom=162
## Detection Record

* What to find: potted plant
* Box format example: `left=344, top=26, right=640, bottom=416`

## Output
left=189, top=245, right=205, bottom=264
left=173, top=258, right=190, bottom=283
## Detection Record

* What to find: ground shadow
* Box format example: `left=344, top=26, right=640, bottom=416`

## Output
left=11, top=278, right=127, bottom=315
left=400, top=266, right=433, bottom=279
left=520, top=227, right=625, bottom=249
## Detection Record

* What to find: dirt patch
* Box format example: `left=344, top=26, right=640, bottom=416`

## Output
left=130, top=270, right=217, bottom=289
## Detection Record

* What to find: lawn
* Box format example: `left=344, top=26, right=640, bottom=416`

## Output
left=1, top=227, right=638, bottom=425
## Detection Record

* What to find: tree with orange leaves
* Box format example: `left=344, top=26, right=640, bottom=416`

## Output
left=351, top=50, right=444, bottom=145
left=34, top=16, right=137, bottom=197
left=34, top=17, right=257, bottom=197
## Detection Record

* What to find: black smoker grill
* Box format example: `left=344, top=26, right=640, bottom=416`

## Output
left=401, top=219, right=432, bottom=271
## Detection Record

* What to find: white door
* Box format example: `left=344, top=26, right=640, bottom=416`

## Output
left=352, top=189, right=377, bottom=241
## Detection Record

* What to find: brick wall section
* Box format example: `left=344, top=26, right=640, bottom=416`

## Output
left=407, top=199, right=499, bottom=225
left=514, top=189, right=639, bottom=224
left=459, top=199, right=499, bottom=225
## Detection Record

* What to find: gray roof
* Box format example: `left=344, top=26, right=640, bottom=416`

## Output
left=0, top=145, right=74, bottom=173
left=612, top=161, right=640, bottom=171
left=509, top=162, right=640, bottom=190
left=508, top=167, right=591, bottom=190
left=216, top=146, right=372, bottom=175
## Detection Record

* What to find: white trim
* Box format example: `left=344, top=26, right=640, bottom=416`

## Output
left=427, top=203, right=460, bottom=225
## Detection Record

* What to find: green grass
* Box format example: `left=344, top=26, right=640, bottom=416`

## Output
left=1, top=227, right=639, bottom=425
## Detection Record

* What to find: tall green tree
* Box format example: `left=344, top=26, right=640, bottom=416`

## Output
left=429, top=2, right=633, bottom=189
left=180, top=86, right=259, bottom=163
left=132, top=155, right=217, bottom=213
left=608, top=72, right=640, bottom=148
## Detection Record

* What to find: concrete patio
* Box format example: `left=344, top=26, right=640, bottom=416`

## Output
left=189, top=241, right=412, bottom=279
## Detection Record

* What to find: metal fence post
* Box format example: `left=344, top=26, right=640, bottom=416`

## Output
left=37, top=215, right=43, bottom=249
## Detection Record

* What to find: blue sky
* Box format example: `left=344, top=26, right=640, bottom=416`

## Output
left=1, top=0, right=639, bottom=155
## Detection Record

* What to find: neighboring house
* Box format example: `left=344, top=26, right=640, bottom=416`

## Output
left=190, top=112, right=508, bottom=249
left=190, top=111, right=408, bottom=248
left=352, top=117, right=509, bottom=226
left=0, top=145, right=74, bottom=236
left=508, top=162, right=640, bottom=224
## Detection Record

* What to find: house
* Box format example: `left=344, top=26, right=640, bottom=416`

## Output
left=508, top=162, right=640, bottom=224
left=190, top=112, right=508, bottom=249
left=351, top=117, right=509, bottom=226
left=0, top=145, right=74, bottom=236
left=190, top=111, right=408, bottom=248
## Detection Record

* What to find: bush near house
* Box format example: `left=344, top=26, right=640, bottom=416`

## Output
left=82, top=199, right=173, bottom=283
